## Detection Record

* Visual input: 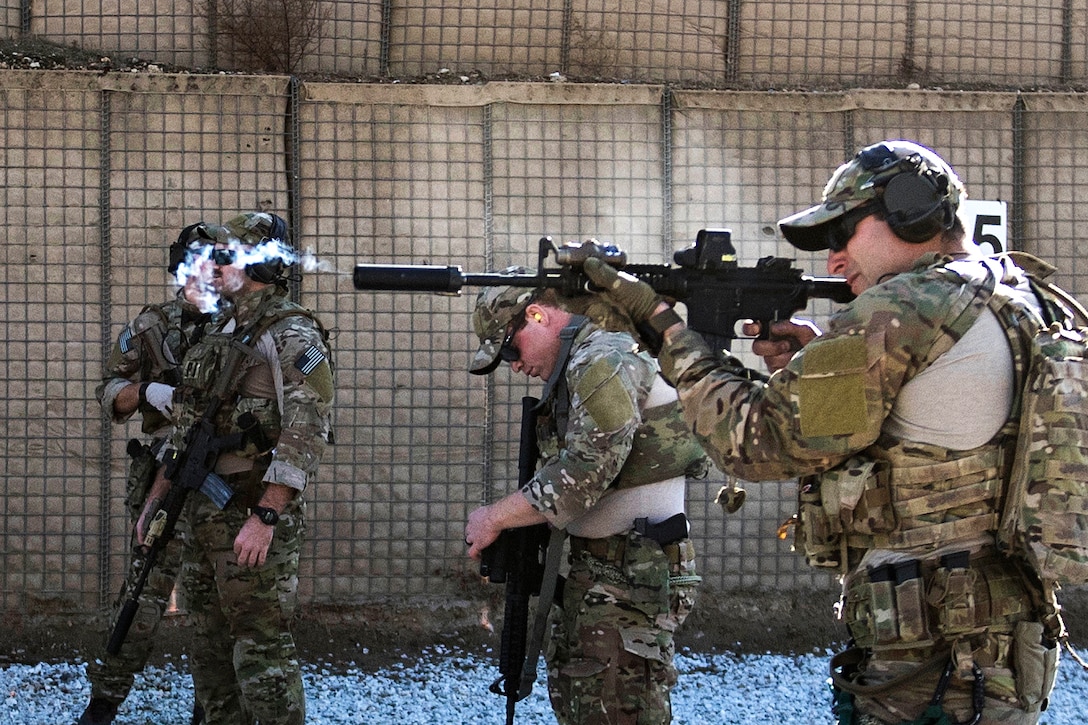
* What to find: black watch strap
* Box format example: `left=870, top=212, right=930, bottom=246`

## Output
left=249, top=505, right=280, bottom=526
left=636, top=307, right=683, bottom=354
left=646, top=307, right=683, bottom=335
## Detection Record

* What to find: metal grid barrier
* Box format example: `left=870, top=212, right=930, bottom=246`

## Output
left=3, top=75, right=1088, bottom=616
left=5, top=1, right=1086, bottom=89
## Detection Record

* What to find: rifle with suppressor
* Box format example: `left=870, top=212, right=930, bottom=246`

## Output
left=352, top=229, right=855, bottom=352
left=479, top=396, right=551, bottom=725
left=106, top=320, right=271, bottom=656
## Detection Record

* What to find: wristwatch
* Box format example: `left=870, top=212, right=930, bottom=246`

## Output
left=249, top=505, right=280, bottom=526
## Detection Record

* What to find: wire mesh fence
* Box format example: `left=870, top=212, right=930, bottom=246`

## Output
left=4, top=74, right=1088, bottom=618
left=3, top=1, right=1088, bottom=619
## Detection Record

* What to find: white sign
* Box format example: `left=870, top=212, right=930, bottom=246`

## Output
left=961, top=199, right=1009, bottom=253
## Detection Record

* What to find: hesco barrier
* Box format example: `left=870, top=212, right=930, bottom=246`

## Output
left=2, top=71, right=1087, bottom=619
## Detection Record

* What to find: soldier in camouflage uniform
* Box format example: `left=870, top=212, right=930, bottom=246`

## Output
left=137, top=212, right=334, bottom=725
left=583, top=141, right=1065, bottom=724
left=463, top=276, right=708, bottom=725
left=78, top=222, right=217, bottom=725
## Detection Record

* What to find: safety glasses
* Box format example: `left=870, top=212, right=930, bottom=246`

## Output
left=212, top=248, right=237, bottom=266
left=498, top=314, right=527, bottom=363
left=827, top=204, right=878, bottom=252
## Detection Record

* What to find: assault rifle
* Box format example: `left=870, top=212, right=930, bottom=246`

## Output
left=479, top=396, right=551, bottom=725
left=352, top=229, right=855, bottom=352
left=106, top=404, right=268, bottom=655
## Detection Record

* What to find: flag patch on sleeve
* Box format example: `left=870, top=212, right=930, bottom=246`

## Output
left=118, top=326, right=134, bottom=354
left=295, top=345, right=326, bottom=375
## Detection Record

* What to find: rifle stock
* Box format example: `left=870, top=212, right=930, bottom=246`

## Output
left=479, top=396, right=549, bottom=724
left=354, top=229, right=854, bottom=351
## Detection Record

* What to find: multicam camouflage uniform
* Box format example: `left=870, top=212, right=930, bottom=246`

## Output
left=171, top=284, right=334, bottom=725
left=657, top=252, right=1060, bottom=725
left=471, top=282, right=707, bottom=725
left=89, top=291, right=213, bottom=706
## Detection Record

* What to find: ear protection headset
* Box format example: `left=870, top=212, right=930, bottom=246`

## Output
left=857, top=143, right=957, bottom=243
left=243, top=213, right=290, bottom=284
left=168, top=221, right=215, bottom=275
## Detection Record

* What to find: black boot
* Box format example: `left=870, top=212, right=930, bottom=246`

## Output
left=190, top=702, right=205, bottom=725
left=76, top=697, right=119, bottom=725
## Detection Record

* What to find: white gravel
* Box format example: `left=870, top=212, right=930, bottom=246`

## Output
left=4, top=644, right=1088, bottom=724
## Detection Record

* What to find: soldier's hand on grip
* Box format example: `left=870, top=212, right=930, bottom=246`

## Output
left=582, top=257, right=662, bottom=323
left=744, top=319, right=821, bottom=373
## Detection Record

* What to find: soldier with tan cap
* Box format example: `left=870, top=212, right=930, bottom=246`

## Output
left=583, top=140, right=1071, bottom=724
left=463, top=273, right=707, bottom=725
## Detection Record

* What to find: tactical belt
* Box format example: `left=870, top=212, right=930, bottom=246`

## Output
left=570, top=531, right=692, bottom=571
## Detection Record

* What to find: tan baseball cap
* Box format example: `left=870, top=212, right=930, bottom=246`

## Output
left=469, top=268, right=537, bottom=375
left=779, top=140, right=963, bottom=251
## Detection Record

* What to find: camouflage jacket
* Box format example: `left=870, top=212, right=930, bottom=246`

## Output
left=657, top=252, right=1016, bottom=483
left=96, top=290, right=214, bottom=436
left=170, top=285, right=335, bottom=492
left=522, top=323, right=705, bottom=528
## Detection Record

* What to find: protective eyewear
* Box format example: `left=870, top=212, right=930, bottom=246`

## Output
left=212, top=247, right=237, bottom=266
left=498, top=315, right=527, bottom=363
left=826, top=205, right=877, bottom=252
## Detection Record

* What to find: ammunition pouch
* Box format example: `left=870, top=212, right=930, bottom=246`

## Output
left=842, top=550, right=1035, bottom=653
left=795, top=446, right=1004, bottom=575
left=794, top=457, right=895, bottom=572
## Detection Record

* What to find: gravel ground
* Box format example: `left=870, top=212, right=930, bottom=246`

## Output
left=5, top=644, right=1088, bottom=725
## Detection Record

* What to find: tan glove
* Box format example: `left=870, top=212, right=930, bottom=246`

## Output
left=582, top=257, right=662, bottom=324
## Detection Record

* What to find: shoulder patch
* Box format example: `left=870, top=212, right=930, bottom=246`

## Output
left=798, top=334, right=868, bottom=438
left=576, top=358, right=634, bottom=434
left=118, top=325, right=135, bottom=354
left=295, top=345, right=326, bottom=375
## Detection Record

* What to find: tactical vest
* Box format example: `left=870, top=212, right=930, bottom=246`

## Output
left=128, top=298, right=211, bottom=434
left=796, top=259, right=1009, bottom=573
left=797, top=257, right=1070, bottom=652
left=536, top=320, right=707, bottom=490
left=172, top=290, right=319, bottom=468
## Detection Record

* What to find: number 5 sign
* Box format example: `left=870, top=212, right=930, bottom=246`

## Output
left=961, top=199, right=1008, bottom=253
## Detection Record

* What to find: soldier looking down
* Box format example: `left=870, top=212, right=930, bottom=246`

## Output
left=463, top=280, right=707, bottom=724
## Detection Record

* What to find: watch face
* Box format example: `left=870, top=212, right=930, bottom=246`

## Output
left=253, top=507, right=278, bottom=525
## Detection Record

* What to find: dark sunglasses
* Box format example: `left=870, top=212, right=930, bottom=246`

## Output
left=826, top=205, right=878, bottom=252
left=498, top=314, right=528, bottom=363
left=212, top=248, right=237, bottom=266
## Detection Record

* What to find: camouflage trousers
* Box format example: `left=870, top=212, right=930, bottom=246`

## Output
left=182, top=494, right=305, bottom=725
left=545, top=529, right=699, bottom=725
